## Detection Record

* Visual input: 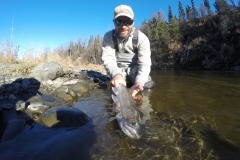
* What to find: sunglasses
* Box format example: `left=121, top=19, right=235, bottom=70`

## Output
left=114, top=19, right=134, bottom=26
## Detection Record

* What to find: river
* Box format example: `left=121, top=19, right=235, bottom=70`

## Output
left=0, top=70, right=239, bottom=160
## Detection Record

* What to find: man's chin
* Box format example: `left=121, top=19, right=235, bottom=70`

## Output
left=119, top=33, right=128, bottom=38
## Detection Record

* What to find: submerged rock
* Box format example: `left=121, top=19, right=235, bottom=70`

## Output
left=25, top=102, right=50, bottom=115
left=41, top=107, right=88, bottom=128
left=15, top=100, right=26, bottom=111
left=0, top=103, right=15, bottom=110
left=1, top=119, right=26, bottom=141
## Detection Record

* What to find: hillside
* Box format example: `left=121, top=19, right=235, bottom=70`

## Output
left=152, top=9, right=240, bottom=70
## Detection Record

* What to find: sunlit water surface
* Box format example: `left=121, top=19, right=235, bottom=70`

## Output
left=1, top=70, right=240, bottom=160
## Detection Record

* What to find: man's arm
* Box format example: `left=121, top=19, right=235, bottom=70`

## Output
left=102, top=31, right=126, bottom=87
left=135, top=31, right=151, bottom=86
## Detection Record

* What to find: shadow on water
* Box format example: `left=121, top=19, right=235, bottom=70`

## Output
left=0, top=78, right=41, bottom=140
left=0, top=78, right=97, bottom=160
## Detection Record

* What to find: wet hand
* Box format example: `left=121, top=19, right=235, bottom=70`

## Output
left=129, top=83, right=143, bottom=97
left=111, top=74, right=126, bottom=87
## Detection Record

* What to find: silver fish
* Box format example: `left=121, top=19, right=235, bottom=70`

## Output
left=111, top=83, right=145, bottom=139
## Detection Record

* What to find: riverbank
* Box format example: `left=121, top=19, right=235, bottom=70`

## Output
left=0, top=61, right=109, bottom=131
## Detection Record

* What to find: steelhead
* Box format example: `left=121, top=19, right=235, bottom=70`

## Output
left=111, top=83, right=145, bottom=139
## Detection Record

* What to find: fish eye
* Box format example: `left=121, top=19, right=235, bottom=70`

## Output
left=132, top=122, right=136, bottom=126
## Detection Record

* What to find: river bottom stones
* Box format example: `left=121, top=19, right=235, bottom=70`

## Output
left=41, top=107, right=88, bottom=128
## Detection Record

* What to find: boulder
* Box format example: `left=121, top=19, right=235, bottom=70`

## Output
left=29, top=62, right=64, bottom=81
left=41, top=107, right=88, bottom=128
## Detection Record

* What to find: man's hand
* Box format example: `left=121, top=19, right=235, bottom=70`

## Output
left=129, top=82, right=143, bottom=97
left=111, top=74, right=126, bottom=87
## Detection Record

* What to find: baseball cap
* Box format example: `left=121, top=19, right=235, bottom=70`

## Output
left=114, top=5, right=134, bottom=19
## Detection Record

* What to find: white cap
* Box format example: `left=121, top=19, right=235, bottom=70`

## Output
left=114, top=4, right=134, bottom=19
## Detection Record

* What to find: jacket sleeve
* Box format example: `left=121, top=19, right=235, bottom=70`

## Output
left=101, top=31, right=122, bottom=77
left=135, top=31, right=152, bottom=85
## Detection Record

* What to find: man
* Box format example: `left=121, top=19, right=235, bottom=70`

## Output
left=102, top=4, right=154, bottom=97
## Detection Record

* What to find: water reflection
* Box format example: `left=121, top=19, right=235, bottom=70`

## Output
left=79, top=70, right=240, bottom=159
left=149, top=70, right=240, bottom=159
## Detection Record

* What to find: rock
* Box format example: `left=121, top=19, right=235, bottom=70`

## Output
left=79, top=70, right=88, bottom=79
left=53, top=86, right=69, bottom=97
left=25, top=102, right=50, bottom=114
left=64, top=94, right=74, bottom=101
left=16, top=100, right=26, bottom=111
left=1, top=119, right=26, bottom=141
left=232, top=66, right=240, bottom=71
left=8, top=94, right=17, bottom=100
left=13, top=82, right=21, bottom=94
left=38, top=94, right=56, bottom=105
left=21, top=79, right=31, bottom=89
left=52, top=80, right=89, bottom=98
left=0, top=103, right=15, bottom=110
left=65, top=87, right=78, bottom=98
left=29, top=62, right=64, bottom=81
left=41, top=107, right=88, bottom=128
left=0, top=95, right=4, bottom=101
left=70, top=80, right=91, bottom=93
left=0, top=106, right=3, bottom=114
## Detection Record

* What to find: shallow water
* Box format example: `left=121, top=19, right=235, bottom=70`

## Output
left=1, top=70, right=240, bottom=160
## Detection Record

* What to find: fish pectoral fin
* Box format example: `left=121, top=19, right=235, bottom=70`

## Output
left=112, top=87, right=118, bottom=95
left=111, top=94, right=118, bottom=103
left=113, top=103, right=121, bottom=111
left=108, top=116, right=117, bottom=122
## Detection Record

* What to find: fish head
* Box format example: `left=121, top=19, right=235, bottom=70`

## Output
left=119, top=118, right=145, bottom=139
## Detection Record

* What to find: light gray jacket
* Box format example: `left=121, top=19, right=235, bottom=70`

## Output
left=102, top=28, right=151, bottom=86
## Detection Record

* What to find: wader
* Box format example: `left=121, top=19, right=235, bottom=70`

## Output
left=112, top=29, right=155, bottom=89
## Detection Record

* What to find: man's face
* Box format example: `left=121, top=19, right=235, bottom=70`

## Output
left=114, top=16, right=134, bottom=38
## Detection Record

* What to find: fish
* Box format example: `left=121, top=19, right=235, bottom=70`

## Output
left=111, top=83, right=145, bottom=139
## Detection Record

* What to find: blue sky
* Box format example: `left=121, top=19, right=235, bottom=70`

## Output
left=0, top=0, right=238, bottom=57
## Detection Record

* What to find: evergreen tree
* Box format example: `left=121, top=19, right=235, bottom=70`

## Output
left=178, top=1, right=185, bottom=22
left=186, top=5, right=193, bottom=20
left=191, top=0, right=199, bottom=18
left=158, top=18, right=170, bottom=50
left=169, top=17, right=181, bottom=40
left=214, top=0, right=229, bottom=14
left=230, top=0, right=236, bottom=9
left=148, top=16, right=160, bottom=52
left=204, top=0, right=213, bottom=15
left=140, top=19, right=151, bottom=38
left=168, top=6, right=173, bottom=23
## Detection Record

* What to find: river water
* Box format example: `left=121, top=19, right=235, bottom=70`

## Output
left=1, top=70, right=240, bottom=160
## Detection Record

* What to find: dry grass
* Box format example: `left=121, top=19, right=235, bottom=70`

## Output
left=0, top=52, right=18, bottom=63
left=8, top=62, right=39, bottom=75
left=0, top=50, right=106, bottom=76
left=0, top=39, right=106, bottom=76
